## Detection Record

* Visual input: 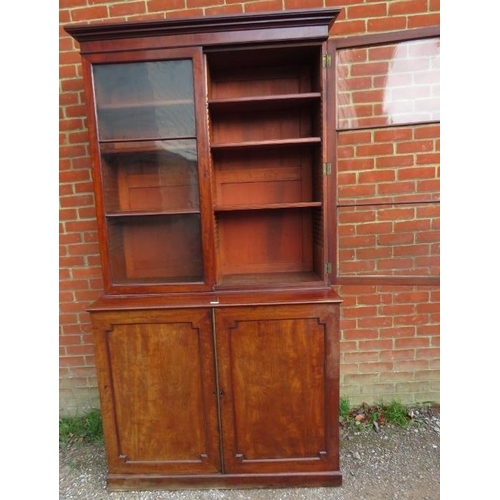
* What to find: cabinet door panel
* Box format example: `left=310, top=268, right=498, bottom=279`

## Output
left=215, top=304, right=340, bottom=474
left=91, top=309, right=220, bottom=475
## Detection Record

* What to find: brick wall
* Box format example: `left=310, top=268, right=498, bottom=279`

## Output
left=337, top=124, right=440, bottom=278
left=59, top=0, right=440, bottom=416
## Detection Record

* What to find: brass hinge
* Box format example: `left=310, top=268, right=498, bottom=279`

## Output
left=323, top=162, right=332, bottom=175
left=325, top=262, right=332, bottom=274
left=323, top=53, right=332, bottom=67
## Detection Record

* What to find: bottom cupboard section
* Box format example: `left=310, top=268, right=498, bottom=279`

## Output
left=90, top=300, right=341, bottom=490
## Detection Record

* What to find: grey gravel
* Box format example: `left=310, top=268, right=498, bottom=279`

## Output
left=60, top=409, right=439, bottom=500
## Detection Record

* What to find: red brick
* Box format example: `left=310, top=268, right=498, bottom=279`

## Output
left=71, top=6, right=108, bottom=22
left=397, top=140, right=434, bottom=154
left=109, top=1, right=146, bottom=17
left=359, top=361, right=393, bottom=373
left=338, top=158, right=375, bottom=172
left=339, top=210, right=376, bottom=224
left=344, top=351, right=379, bottom=363
left=59, top=194, right=95, bottom=208
left=357, top=222, right=393, bottom=235
left=377, top=232, right=414, bottom=245
left=368, top=45, right=398, bottom=62
left=338, top=146, right=355, bottom=160
left=394, top=244, right=430, bottom=257
left=339, top=285, right=377, bottom=295
left=416, top=348, right=439, bottom=359
left=244, top=1, right=283, bottom=12
left=358, top=316, right=392, bottom=328
left=338, top=184, right=377, bottom=199
left=338, top=130, right=373, bottom=146
left=376, top=154, right=415, bottom=168
left=338, top=172, right=357, bottom=185
left=351, top=88, right=386, bottom=105
left=357, top=247, right=392, bottom=260
left=394, top=219, right=431, bottom=232
left=341, top=261, right=377, bottom=274
left=378, top=181, right=416, bottom=196
left=165, top=9, right=204, bottom=18
left=357, top=143, right=394, bottom=156
left=60, top=355, right=86, bottom=367
left=394, top=314, right=431, bottom=326
left=340, top=363, right=360, bottom=374
left=377, top=207, right=415, bottom=220
left=68, top=243, right=100, bottom=256
left=284, top=0, right=323, bottom=9
left=186, top=0, right=223, bottom=7
left=358, top=169, right=396, bottom=183
left=368, top=16, right=407, bottom=32
left=388, top=0, right=428, bottom=16
left=378, top=258, right=414, bottom=270
left=351, top=61, right=390, bottom=77
left=380, top=349, right=415, bottom=361
left=408, top=13, right=440, bottom=28
left=347, top=3, right=387, bottom=20
left=339, top=76, right=372, bottom=90
left=416, top=153, right=440, bottom=165
left=205, top=4, right=244, bottom=15
left=331, top=20, right=367, bottom=36
left=429, top=0, right=440, bottom=11
left=357, top=293, right=392, bottom=306
left=374, top=128, right=413, bottom=142
left=339, top=235, right=378, bottom=248
left=416, top=230, right=439, bottom=244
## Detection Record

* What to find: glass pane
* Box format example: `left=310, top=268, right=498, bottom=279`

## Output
left=100, top=140, right=199, bottom=213
left=337, top=38, right=440, bottom=129
left=93, top=61, right=195, bottom=140
left=107, top=214, right=204, bottom=284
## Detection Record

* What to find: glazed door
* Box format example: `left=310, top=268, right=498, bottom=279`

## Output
left=214, top=304, right=340, bottom=474
left=91, top=308, right=221, bottom=476
left=86, top=46, right=215, bottom=293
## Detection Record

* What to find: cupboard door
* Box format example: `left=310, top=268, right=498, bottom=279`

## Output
left=91, top=309, right=221, bottom=475
left=215, top=304, right=340, bottom=474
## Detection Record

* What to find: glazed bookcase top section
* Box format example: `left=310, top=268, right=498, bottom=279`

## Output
left=64, top=8, right=340, bottom=44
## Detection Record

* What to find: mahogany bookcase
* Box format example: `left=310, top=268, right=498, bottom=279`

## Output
left=66, top=8, right=343, bottom=491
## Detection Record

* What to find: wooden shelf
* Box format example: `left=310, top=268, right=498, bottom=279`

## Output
left=106, top=208, right=200, bottom=217
left=208, top=93, right=321, bottom=112
left=211, top=137, right=321, bottom=151
left=215, top=202, right=321, bottom=212
left=98, top=99, right=193, bottom=110
left=217, top=271, right=323, bottom=287
left=99, top=139, right=197, bottom=154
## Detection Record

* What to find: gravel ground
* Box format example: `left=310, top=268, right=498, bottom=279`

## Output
left=60, top=408, right=439, bottom=500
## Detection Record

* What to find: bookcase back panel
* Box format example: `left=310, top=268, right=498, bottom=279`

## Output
left=211, top=107, right=314, bottom=143
left=217, top=210, right=313, bottom=276
left=107, top=215, right=203, bottom=283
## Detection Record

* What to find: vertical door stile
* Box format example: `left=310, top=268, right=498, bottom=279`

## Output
left=211, top=307, right=225, bottom=474
left=324, top=39, right=337, bottom=286
left=194, top=47, right=217, bottom=289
